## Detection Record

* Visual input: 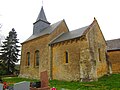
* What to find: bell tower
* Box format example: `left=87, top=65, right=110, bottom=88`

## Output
left=33, top=6, right=50, bottom=35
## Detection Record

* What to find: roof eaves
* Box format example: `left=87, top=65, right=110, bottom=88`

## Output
left=21, top=33, right=49, bottom=44
left=107, top=48, right=120, bottom=51
left=51, top=36, right=81, bottom=45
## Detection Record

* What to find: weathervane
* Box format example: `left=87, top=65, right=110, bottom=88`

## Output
left=42, top=0, right=43, bottom=6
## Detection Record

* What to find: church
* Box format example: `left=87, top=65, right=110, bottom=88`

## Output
left=20, top=6, right=110, bottom=81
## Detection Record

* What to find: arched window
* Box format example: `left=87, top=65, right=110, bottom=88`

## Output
left=35, top=50, right=40, bottom=66
left=26, top=52, right=30, bottom=66
left=65, top=51, right=69, bottom=63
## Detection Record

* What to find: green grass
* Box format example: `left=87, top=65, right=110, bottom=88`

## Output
left=50, top=74, right=120, bottom=90
left=2, top=74, right=120, bottom=90
left=2, top=77, right=39, bottom=86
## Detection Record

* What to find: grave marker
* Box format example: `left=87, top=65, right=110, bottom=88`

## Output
left=14, top=81, right=30, bottom=90
left=0, top=83, right=3, bottom=90
left=30, top=70, right=50, bottom=90
left=40, top=70, right=49, bottom=88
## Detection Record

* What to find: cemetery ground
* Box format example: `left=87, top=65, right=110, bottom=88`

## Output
left=1, top=73, right=120, bottom=90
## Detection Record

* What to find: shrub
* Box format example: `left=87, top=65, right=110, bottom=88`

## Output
left=0, top=69, right=7, bottom=75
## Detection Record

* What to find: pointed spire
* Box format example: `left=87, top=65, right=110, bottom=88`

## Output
left=36, top=6, right=48, bottom=22
left=33, top=6, right=50, bottom=35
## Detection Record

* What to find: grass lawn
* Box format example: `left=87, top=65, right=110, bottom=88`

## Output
left=2, top=74, right=120, bottom=90
left=2, top=77, right=39, bottom=85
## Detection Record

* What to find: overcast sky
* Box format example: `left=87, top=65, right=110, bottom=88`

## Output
left=0, top=0, right=120, bottom=43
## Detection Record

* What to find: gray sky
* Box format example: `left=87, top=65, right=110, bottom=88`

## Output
left=0, top=0, right=120, bottom=43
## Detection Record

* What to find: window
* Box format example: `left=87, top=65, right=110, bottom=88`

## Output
left=35, top=50, right=39, bottom=66
left=98, top=48, right=101, bottom=61
left=26, top=52, right=30, bottom=66
left=65, top=51, right=69, bottom=63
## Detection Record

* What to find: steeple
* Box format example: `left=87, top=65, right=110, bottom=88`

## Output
left=36, top=6, right=48, bottom=22
left=33, top=6, right=50, bottom=35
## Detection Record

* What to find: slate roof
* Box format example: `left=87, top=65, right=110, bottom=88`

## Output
left=23, top=20, right=63, bottom=43
left=50, top=25, right=89, bottom=44
left=33, top=6, right=50, bottom=34
left=107, top=38, right=120, bottom=51
left=36, top=6, right=49, bottom=23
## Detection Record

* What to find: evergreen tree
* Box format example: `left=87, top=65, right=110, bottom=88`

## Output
left=0, top=28, right=20, bottom=74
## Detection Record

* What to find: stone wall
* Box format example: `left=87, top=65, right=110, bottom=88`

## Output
left=79, top=37, right=93, bottom=81
left=51, top=19, right=108, bottom=81
left=20, top=35, right=49, bottom=79
left=20, top=20, right=69, bottom=79
left=52, top=38, right=81, bottom=81
left=86, top=20, right=107, bottom=79
left=108, top=50, right=120, bottom=73
left=79, top=20, right=107, bottom=81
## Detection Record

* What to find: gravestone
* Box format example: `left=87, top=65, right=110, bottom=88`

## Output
left=30, top=70, right=50, bottom=90
left=0, top=83, right=3, bottom=90
left=40, top=70, right=49, bottom=88
left=14, top=81, right=30, bottom=90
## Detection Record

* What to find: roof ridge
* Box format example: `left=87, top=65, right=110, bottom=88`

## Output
left=70, top=25, right=89, bottom=33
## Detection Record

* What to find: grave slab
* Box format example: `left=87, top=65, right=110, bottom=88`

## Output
left=14, top=81, right=30, bottom=90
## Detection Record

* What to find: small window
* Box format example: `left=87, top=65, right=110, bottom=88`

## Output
left=65, top=51, right=69, bottom=63
left=98, top=48, right=101, bottom=61
left=26, top=52, right=30, bottom=66
left=35, top=50, right=39, bottom=66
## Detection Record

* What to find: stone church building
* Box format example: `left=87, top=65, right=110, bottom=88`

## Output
left=20, top=6, right=109, bottom=81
